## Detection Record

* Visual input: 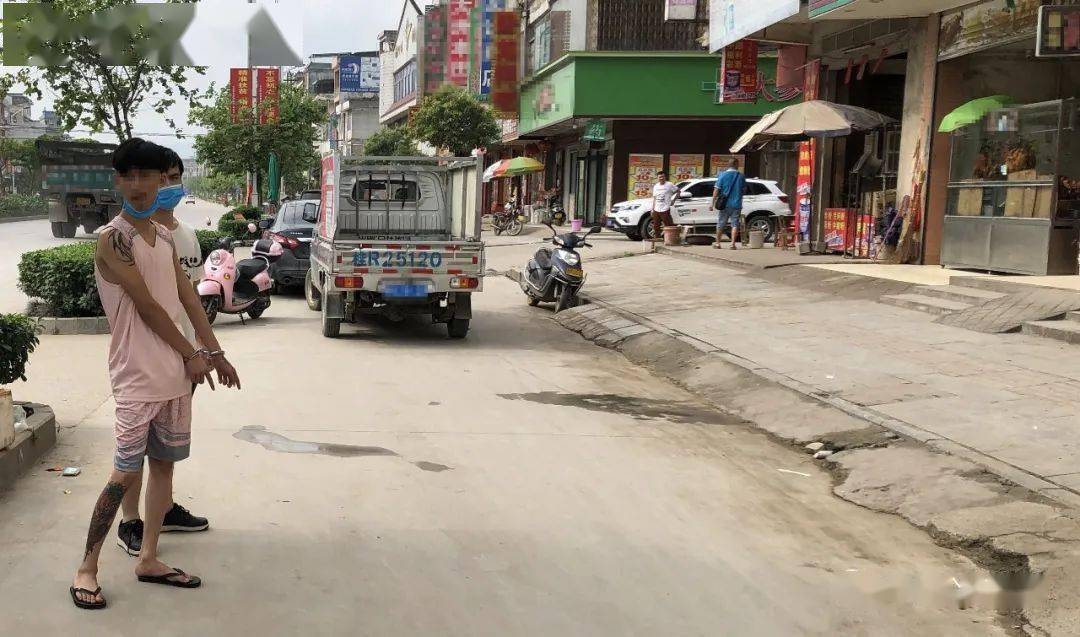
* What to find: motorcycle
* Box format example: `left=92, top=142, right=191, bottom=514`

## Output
left=548, top=198, right=566, bottom=226
left=492, top=202, right=526, bottom=236
left=520, top=223, right=601, bottom=313
left=197, top=237, right=283, bottom=324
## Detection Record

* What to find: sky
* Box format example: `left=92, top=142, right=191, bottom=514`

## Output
left=5, top=0, right=430, bottom=158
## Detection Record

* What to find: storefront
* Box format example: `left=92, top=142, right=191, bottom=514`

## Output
left=928, top=0, right=1080, bottom=275
left=516, top=51, right=801, bottom=224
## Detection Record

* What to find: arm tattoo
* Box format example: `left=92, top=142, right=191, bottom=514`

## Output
left=83, top=481, right=128, bottom=558
left=108, top=230, right=135, bottom=265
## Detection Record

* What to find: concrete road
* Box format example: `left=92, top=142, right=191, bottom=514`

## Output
left=0, top=240, right=1007, bottom=635
left=0, top=199, right=225, bottom=314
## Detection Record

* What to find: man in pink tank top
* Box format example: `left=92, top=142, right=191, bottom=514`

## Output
left=70, top=139, right=241, bottom=610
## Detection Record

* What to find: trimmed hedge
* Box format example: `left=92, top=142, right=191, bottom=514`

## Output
left=0, top=313, right=39, bottom=385
left=217, top=205, right=261, bottom=239
left=17, top=242, right=102, bottom=318
left=195, top=229, right=228, bottom=259
left=0, top=194, right=47, bottom=219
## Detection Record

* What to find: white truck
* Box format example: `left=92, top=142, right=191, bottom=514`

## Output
left=306, top=154, right=485, bottom=339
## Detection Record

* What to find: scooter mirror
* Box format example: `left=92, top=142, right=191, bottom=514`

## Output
left=588, top=226, right=601, bottom=235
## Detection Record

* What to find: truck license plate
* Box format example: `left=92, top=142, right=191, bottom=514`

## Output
left=354, top=250, right=443, bottom=268
left=383, top=283, right=429, bottom=298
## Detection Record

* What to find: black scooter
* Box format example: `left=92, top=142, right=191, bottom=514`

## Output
left=520, top=223, right=601, bottom=313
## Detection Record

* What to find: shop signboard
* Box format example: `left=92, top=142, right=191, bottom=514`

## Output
left=518, top=62, right=574, bottom=134
left=338, top=55, right=378, bottom=94
left=670, top=155, right=705, bottom=182
left=256, top=67, right=280, bottom=125
left=709, top=154, right=744, bottom=176
left=491, top=11, right=521, bottom=116
left=583, top=119, right=607, bottom=142
left=823, top=208, right=849, bottom=252
left=1037, top=5, right=1080, bottom=57
left=230, top=67, right=252, bottom=123
left=628, top=154, right=665, bottom=200
left=719, top=40, right=759, bottom=103
left=424, top=5, right=448, bottom=94
left=448, top=0, right=476, bottom=87
left=470, top=0, right=509, bottom=96
left=666, top=0, right=697, bottom=21
left=709, top=0, right=800, bottom=53
left=939, top=0, right=1043, bottom=61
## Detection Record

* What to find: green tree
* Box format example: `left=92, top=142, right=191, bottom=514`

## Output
left=410, top=85, right=499, bottom=157
left=0, top=0, right=206, bottom=140
left=190, top=82, right=326, bottom=205
left=363, top=126, right=419, bottom=156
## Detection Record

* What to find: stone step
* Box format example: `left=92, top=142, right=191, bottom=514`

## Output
left=1022, top=320, right=1080, bottom=345
left=880, top=293, right=972, bottom=316
left=948, top=276, right=1037, bottom=295
left=912, top=285, right=1006, bottom=304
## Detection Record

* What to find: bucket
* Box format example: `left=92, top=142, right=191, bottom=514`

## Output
left=570, top=219, right=584, bottom=232
left=663, top=225, right=682, bottom=247
left=0, top=389, right=13, bottom=451
left=748, top=229, right=765, bottom=249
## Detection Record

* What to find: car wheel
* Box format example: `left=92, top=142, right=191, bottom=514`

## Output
left=305, top=270, right=322, bottom=312
left=638, top=215, right=657, bottom=242
left=746, top=214, right=775, bottom=243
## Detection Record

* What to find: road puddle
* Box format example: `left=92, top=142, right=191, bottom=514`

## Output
left=234, top=425, right=398, bottom=458
left=497, top=391, right=729, bottom=425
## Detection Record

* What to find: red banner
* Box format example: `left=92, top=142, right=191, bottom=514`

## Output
left=230, top=68, right=252, bottom=123
left=795, top=59, right=820, bottom=236
left=447, top=0, right=476, bottom=87
left=490, top=11, right=520, bottom=116
left=720, top=40, right=758, bottom=103
left=256, top=67, right=281, bottom=125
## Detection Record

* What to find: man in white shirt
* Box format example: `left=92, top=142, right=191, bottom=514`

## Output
left=115, top=146, right=210, bottom=558
left=650, top=171, right=678, bottom=242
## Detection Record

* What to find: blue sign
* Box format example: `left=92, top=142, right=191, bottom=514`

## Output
left=339, top=55, right=379, bottom=93
left=479, top=0, right=507, bottom=96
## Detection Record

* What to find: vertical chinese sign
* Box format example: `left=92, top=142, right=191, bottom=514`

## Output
left=490, top=11, right=520, bottom=116
left=256, top=67, right=281, bottom=125
left=447, top=0, right=476, bottom=87
left=796, top=58, right=820, bottom=238
left=470, top=0, right=507, bottom=97
left=424, top=5, right=448, bottom=94
left=230, top=67, right=252, bottom=122
left=719, top=40, right=759, bottom=103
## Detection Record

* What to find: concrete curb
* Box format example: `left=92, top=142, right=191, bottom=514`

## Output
left=0, top=403, right=57, bottom=488
left=0, top=214, right=48, bottom=225
left=35, top=316, right=110, bottom=336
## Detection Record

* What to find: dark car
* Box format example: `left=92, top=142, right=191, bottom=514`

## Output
left=264, top=200, right=319, bottom=289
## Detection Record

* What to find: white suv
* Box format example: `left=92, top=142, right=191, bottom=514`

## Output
left=606, top=178, right=791, bottom=242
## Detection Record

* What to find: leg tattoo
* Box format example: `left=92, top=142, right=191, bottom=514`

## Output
left=84, top=481, right=128, bottom=558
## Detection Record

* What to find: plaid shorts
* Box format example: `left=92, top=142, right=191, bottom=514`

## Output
left=114, top=395, right=192, bottom=472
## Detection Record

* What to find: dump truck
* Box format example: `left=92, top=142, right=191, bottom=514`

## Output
left=306, top=154, right=485, bottom=339
left=37, top=140, right=120, bottom=238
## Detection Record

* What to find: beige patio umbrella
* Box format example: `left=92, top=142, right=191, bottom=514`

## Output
left=730, top=100, right=896, bottom=153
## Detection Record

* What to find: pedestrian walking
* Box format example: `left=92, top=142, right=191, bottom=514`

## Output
left=650, top=171, right=678, bottom=241
left=113, top=147, right=211, bottom=559
left=712, top=158, right=746, bottom=250
left=70, top=139, right=241, bottom=610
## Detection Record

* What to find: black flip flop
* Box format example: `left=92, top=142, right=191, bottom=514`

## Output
left=70, top=585, right=106, bottom=610
left=137, top=567, right=201, bottom=589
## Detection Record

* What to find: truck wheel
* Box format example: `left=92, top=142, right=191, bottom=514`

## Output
left=447, top=318, right=470, bottom=339
left=51, top=222, right=77, bottom=238
left=321, top=302, right=341, bottom=338
left=305, top=270, right=322, bottom=311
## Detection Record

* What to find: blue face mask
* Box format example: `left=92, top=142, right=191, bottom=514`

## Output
left=123, top=197, right=159, bottom=219
left=155, top=184, right=185, bottom=211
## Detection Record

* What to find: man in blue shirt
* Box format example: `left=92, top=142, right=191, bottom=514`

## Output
left=711, top=158, right=746, bottom=250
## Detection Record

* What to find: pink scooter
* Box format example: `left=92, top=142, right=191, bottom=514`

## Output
left=198, top=238, right=283, bottom=325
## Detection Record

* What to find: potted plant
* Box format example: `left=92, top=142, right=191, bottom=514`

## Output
left=0, top=313, right=39, bottom=449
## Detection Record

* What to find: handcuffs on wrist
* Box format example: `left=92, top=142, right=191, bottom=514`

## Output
left=184, top=349, right=226, bottom=363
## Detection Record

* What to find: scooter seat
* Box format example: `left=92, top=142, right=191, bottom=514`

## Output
left=534, top=249, right=552, bottom=270
left=236, top=258, right=269, bottom=280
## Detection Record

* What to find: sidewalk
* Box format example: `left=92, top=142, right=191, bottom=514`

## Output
left=579, top=251, right=1080, bottom=505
